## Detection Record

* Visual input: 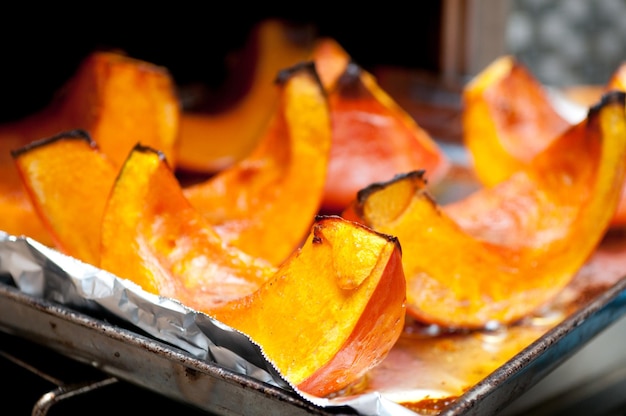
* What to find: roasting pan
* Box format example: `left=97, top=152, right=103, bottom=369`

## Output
left=1, top=80, right=625, bottom=413
left=2, top=116, right=626, bottom=415
left=2, top=8, right=624, bottom=413
left=2, top=213, right=626, bottom=416
left=0, top=274, right=337, bottom=416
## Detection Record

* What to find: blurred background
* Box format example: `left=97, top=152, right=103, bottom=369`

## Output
left=1, top=0, right=624, bottom=123
left=436, top=0, right=626, bottom=86
left=507, top=0, right=626, bottom=86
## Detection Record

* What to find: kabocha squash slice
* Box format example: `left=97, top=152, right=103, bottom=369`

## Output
left=562, top=63, right=626, bottom=228
left=463, top=56, right=626, bottom=227
left=178, top=33, right=450, bottom=216
left=0, top=137, right=51, bottom=244
left=211, top=216, right=406, bottom=397
left=100, top=144, right=275, bottom=308
left=608, top=62, right=626, bottom=91
left=320, top=59, right=450, bottom=212
left=177, top=18, right=316, bottom=172
left=313, top=37, right=451, bottom=208
left=24, top=50, right=180, bottom=169
left=12, top=130, right=118, bottom=266
left=344, top=92, right=626, bottom=329
left=101, top=144, right=406, bottom=397
left=606, top=62, right=626, bottom=226
left=183, top=61, right=332, bottom=266
left=0, top=51, right=180, bottom=244
left=311, top=37, right=351, bottom=91
left=462, top=55, right=571, bottom=188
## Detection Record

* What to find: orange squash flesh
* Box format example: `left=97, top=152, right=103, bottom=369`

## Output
left=0, top=51, right=180, bottom=244
left=311, top=37, right=351, bottom=91
left=566, top=63, right=626, bottom=228
left=100, top=144, right=275, bottom=308
left=309, top=38, right=450, bottom=213
left=606, top=62, right=626, bottom=226
left=0, top=135, right=51, bottom=244
left=36, top=51, right=180, bottom=169
left=210, top=216, right=406, bottom=397
left=182, top=62, right=332, bottom=266
left=178, top=34, right=450, bottom=216
left=463, top=56, right=626, bottom=228
left=176, top=33, right=345, bottom=176
left=321, top=61, right=450, bottom=213
left=344, top=92, right=626, bottom=328
left=11, top=130, right=118, bottom=266
left=608, top=62, right=626, bottom=91
left=100, top=143, right=406, bottom=397
left=462, top=55, right=571, bottom=188
left=176, top=19, right=316, bottom=172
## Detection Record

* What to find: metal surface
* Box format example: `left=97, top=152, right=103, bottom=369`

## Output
left=0, top=280, right=347, bottom=416
left=440, top=275, right=626, bottom=415
left=31, top=378, right=119, bottom=416
left=2, top=270, right=626, bottom=415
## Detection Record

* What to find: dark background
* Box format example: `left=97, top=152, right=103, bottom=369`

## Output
left=0, top=5, right=442, bottom=122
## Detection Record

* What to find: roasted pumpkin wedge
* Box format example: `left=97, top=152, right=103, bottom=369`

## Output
left=0, top=136, right=51, bottom=244
left=176, top=18, right=316, bottom=172
left=608, top=62, right=626, bottom=91
left=463, top=56, right=626, bottom=228
left=607, top=62, right=626, bottom=226
left=344, top=92, right=626, bottom=328
left=320, top=59, right=450, bottom=213
left=211, top=215, right=406, bottom=397
left=12, top=130, right=118, bottom=266
left=100, top=144, right=275, bottom=308
left=178, top=32, right=449, bottom=215
left=33, top=50, right=180, bottom=169
left=0, top=51, right=180, bottom=244
left=462, top=55, right=571, bottom=188
left=182, top=61, right=332, bottom=266
left=311, top=37, right=351, bottom=90
left=100, top=143, right=406, bottom=396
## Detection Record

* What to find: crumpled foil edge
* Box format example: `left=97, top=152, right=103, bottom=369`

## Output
left=0, top=231, right=416, bottom=416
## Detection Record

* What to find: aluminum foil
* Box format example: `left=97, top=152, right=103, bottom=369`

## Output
left=0, top=230, right=416, bottom=416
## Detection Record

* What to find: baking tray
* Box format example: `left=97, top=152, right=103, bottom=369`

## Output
left=442, top=271, right=626, bottom=415
left=0, top=276, right=342, bottom=416
left=1, top=224, right=626, bottom=415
